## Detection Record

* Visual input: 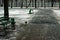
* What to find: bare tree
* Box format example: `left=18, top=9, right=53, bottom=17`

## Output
left=15, top=0, right=17, bottom=7
left=21, top=0, right=23, bottom=8
left=26, top=0, right=27, bottom=8
left=44, top=0, right=46, bottom=7
left=58, top=0, right=60, bottom=8
left=41, top=0, right=43, bottom=7
left=48, top=0, right=49, bottom=7
left=11, top=0, right=13, bottom=8
left=51, top=0, right=54, bottom=7
left=35, top=0, right=37, bottom=8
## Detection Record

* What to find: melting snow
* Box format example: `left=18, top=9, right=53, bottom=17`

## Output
left=53, top=10, right=60, bottom=17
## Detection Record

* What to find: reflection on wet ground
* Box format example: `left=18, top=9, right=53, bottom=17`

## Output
left=16, top=9, right=60, bottom=40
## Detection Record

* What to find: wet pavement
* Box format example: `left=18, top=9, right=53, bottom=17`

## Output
left=16, top=9, right=60, bottom=40
left=0, top=8, right=60, bottom=40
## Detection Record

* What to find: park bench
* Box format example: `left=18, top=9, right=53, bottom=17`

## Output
left=0, top=17, right=15, bottom=36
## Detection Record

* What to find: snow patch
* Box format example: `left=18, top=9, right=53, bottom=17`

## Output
left=53, top=10, right=60, bottom=17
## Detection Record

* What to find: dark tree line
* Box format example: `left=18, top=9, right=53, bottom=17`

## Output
left=3, top=0, right=60, bottom=9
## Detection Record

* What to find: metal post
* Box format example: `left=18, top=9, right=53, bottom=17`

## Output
left=4, top=0, right=9, bottom=20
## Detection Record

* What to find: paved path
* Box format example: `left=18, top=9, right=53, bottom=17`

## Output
left=16, top=9, right=60, bottom=40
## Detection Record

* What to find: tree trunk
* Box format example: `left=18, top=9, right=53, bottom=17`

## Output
left=44, top=0, right=46, bottom=7
left=16, top=0, right=17, bottom=7
left=51, top=0, right=54, bottom=7
left=26, top=0, right=27, bottom=8
left=4, top=0, right=9, bottom=20
left=28, top=0, right=31, bottom=7
left=11, top=0, right=13, bottom=8
left=21, top=0, right=23, bottom=8
left=41, top=0, right=43, bottom=7
left=35, top=0, right=37, bottom=8
left=48, top=0, right=49, bottom=7
left=59, top=0, right=60, bottom=8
